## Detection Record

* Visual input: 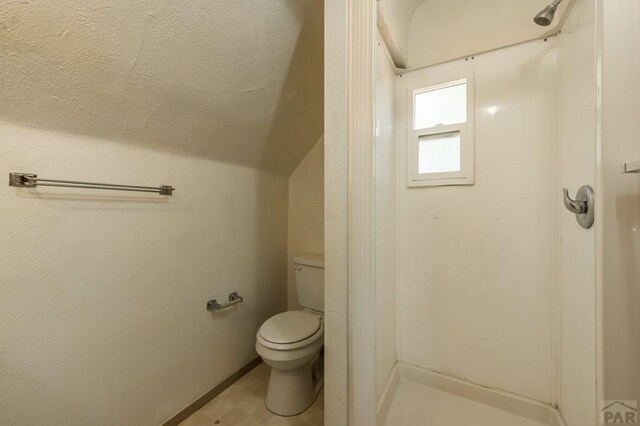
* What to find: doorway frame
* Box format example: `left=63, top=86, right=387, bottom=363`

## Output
left=325, top=0, right=378, bottom=424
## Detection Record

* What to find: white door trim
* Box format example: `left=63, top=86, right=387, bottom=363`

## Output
left=325, top=0, right=379, bottom=424
left=347, top=0, right=378, bottom=424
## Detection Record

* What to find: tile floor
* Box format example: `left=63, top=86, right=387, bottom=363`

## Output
left=179, top=362, right=324, bottom=426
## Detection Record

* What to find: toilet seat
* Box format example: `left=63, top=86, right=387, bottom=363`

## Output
left=258, top=311, right=323, bottom=351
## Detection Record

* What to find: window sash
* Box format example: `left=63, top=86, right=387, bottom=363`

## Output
left=406, top=75, right=475, bottom=187
left=410, top=123, right=470, bottom=182
left=413, top=78, right=468, bottom=131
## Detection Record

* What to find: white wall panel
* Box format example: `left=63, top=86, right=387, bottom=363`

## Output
left=557, top=0, right=598, bottom=423
left=375, top=40, right=398, bottom=398
left=599, top=0, right=640, bottom=409
left=395, top=39, right=558, bottom=402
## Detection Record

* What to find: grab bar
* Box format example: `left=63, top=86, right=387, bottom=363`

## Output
left=9, top=172, right=174, bottom=195
left=206, top=292, right=243, bottom=311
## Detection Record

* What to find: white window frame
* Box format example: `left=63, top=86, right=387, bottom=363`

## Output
left=407, top=76, right=475, bottom=187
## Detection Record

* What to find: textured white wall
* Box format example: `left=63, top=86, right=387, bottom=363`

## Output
left=557, top=0, right=598, bottom=423
left=395, top=39, right=559, bottom=402
left=288, top=138, right=324, bottom=310
left=323, top=0, right=349, bottom=422
left=0, top=122, right=288, bottom=425
left=375, top=40, right=398, bottom=398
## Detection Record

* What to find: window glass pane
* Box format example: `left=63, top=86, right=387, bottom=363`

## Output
left=414, top=82, right=467, bottom=129
left=418, top=132, right=461, bottom=174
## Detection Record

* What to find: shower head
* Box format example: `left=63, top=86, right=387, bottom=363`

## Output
left=534, top=0, right=563, bottom=26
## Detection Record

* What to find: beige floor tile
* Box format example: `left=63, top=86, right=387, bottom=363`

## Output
left=206, top=407, right=250, bottom=425
left=179, top=412, right=216, bottom=426
left=265, top=416, right=313, bottom=426
left=242, top=395, right=270, bottom=417
left=295, top=403, right=324, bottom=426
left=247, top=404, right=275, bottom=424
left=201, top=388, right=243, bottom=419
left=180, top=363, right=323, bottom=426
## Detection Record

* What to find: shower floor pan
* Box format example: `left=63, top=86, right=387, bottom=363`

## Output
left=380, top=364, right=565, bottom=426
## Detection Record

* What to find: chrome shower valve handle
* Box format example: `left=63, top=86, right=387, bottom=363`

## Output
left=563, top=186, right=594, bottom=229
left=563, top=188, right=588, bottom=214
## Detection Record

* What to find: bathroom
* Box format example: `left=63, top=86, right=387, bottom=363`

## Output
left=1, top=0, right=638, bottom=426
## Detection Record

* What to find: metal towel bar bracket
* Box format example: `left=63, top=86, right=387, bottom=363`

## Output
left=623, top=160, right=640, bottom=173
left=206, top=292, right=243, bottom=311
left=9, top=172, right=174, bottom=196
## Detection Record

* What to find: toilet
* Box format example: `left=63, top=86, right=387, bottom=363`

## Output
left=256, top=254, right=324, bottom=416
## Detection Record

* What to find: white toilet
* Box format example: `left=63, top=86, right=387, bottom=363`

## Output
left=256, top=254, right=324, bottom=416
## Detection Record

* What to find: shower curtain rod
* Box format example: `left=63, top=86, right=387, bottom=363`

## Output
left=8, top=172, right=174, bottom=196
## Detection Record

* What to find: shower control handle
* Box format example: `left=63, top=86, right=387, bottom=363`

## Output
left=562, top=186, right=594, bottom=229
left=563, top=188, right=587, bottom=214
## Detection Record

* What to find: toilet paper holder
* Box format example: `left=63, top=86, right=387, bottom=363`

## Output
left=206, top=292, right=244, bottom=311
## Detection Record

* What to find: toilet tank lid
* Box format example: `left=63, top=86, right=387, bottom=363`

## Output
left=293, top=253, right=324, bottom=268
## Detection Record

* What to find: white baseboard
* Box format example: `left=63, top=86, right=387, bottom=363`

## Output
left=394, top=362, right=566, bottom=426
left=376, top=363, right=400, bottom=425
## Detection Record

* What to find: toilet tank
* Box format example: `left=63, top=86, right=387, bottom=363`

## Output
left=293, top=254, right=324, bottom=312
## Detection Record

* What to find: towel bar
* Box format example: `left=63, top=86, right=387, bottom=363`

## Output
left=9, top=172, right=174, bottom=195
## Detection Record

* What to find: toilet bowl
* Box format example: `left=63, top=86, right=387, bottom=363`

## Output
left=256, top=310, right=324, bottom=416
left=256, top=254, right=325, bottom=416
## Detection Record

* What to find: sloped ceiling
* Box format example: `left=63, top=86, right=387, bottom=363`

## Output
left=0, top=0, right=323, bottom=176
left=377, top=0, right=424, bottom=67
left=378, top=0, right=572, bottom=70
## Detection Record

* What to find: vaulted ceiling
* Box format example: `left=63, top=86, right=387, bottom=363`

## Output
left=378, top=0, right=572, bottom=69
left=0, top=0, right=323, bottom=175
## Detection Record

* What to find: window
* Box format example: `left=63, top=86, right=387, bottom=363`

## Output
left=407, top=78, right=474, bottom=187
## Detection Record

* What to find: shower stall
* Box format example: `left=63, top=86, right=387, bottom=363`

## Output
left=325, top=0, right=640, bottom=424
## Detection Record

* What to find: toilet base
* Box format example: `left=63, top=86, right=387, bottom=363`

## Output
left=265, top=355, right=323, bottom=416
